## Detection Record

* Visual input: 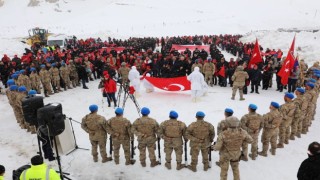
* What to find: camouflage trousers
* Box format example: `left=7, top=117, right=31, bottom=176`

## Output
left=42, top=81, right=52, bottom=94
left=190, top=143, right=209, bottom=167
left=90, top=138, right=107, bottom=160
left=232, top=85, right=244, bottom=99
left=242, top=131, right=259, bottom=157
left=31, top=82, right=41, bottom=93
left=70, top=73, right=79, bottom=87
left=302, top=105, right=314, bottom=133
left=291, top=117, right=301, bottom=136
left=204, top=72, right=213, bottom=85
left=52, top=78, right=60, bottom=90
left=113, top=139, right=130, bottom=162
left=219, top=151, right=241, bottom=180
left=261, top=128, right=278, bottom=153
left=163, top=139, right=183, bottom=163
left=62, top=76, right=72, bottom=89
left=138, top=140, right=156, bottom=163
left=278, top=120, right=292, bottom=144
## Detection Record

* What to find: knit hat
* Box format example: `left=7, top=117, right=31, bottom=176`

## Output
left=271, top=102, right=280, bottom=109
left=196, top=111, right=205, bottom=117
left=141, top=107, right=150, bottom=116
left=31, top=155, right=43, bottom=166
left=89, top=104, right=98, bottom=112
left=249, top=104, right=258, bottom=110
left=308, top=142, right=320, bottom=155
left=169, top=110, right=178, bottom=119
left=285, top=92, right=294, bottom=99
left=115, top=108, right=124, bottom=115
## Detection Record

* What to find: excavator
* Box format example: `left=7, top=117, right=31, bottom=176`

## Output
left=25, top=27, right=51, bottom=46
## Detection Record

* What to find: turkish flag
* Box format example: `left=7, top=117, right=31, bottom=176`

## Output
left=248, top=39, right=263, bottom=69
left=277, top=36, right=296, bottom=85
left=144, top=76, right=191, bottom=91
left=218, top=66, right=226, bottom=78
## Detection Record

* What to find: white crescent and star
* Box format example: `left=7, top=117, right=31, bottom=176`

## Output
left=163, top=84, right=185, bottom=91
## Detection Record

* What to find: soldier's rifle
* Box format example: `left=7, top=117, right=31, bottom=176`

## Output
left=130, top=139, right=136, bottom=164
left=109, top=136, right=113, bottom=156
left=208, top=145, right=212, bottom=168
left=184, top=141, right=188, bottom=167
left=157, top=138, right=161, bottom=165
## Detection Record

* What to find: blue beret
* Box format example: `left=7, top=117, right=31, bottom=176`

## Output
left=15, top=71, right=21, bottom=75
left=306, top=82, right=315, bottom=88
left=249, top=104, right=258, bottom=110
left=6, top=79, right=15, bottom=86
left=10, top=85, right=18, bottom=91
left=314, top=73, right=320, bottom=78
left=169, top=110, right=178, bottom=119
left=20, top=70, right=25, bottom=74
left=18, top=86, right=27, bottom=92
left=271, top=101, right=280, bottom=109
left=89, top=104, right=98, bottom=112
left=28, top=90, right=37, bottom=95
left=61, top=62, right=66, bottom=66
left=309, top=78, right=316, bottom=83
left=51, top=63, right=56, bottom=67
left=296, top=88, right=305, bottom=94
left=225, top=108, right=234, bottom=114
left=141, top=107, right=150, bottom=115
left=115, top=108, right=124, bottom=115
left=12, top=74, right=18, bottom=79
left=285, top=92, right=294, bottom=99
left=196, top=111, right=205, bottom=117
left=30, top=68, right=36, bottom=72
left=40, top=64, right=46, bottom=68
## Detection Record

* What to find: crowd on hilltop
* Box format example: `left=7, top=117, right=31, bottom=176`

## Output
left=0, top=34, right=319, bottom=97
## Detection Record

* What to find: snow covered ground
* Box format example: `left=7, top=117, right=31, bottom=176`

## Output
left=1, top=0, right=320, bottom=179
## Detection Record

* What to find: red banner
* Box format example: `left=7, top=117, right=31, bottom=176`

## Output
left=248, top=39, right=263, bottom=69
left=144, top=76, right=191, bottom=91
left=171, top=44, right=210, bottom=52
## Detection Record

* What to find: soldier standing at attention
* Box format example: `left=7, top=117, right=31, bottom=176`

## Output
left=231, top=66, right=249, bottom=100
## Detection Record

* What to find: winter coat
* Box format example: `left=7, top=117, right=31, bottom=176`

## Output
left=249, top=69, right=262, bottom=84
left=128, top=66, right=140, bottom=87
left=104, top=78, right=117, bottom=93
left=187, top=67, right=206, bottom=90
left=297, top=153, right=320, bottom=180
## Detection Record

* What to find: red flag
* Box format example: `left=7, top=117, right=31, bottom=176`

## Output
left=248, top=39, right=263, bottom=69
left=218, top=65, right=226, bottom=78
left=277, top=36, right=296, bottom=85
left=144, top=76, right=191, bottom=91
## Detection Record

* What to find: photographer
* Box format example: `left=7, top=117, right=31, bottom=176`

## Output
left=103, top=74, right=117, bottom=107
left=297, top=141, right=320, bottom=180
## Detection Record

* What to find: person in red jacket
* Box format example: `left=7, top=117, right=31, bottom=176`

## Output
left=104, top=74, right=117, bottom=107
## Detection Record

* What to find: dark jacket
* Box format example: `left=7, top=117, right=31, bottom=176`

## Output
left=248, top=69, right=262, bottom=84
left=297, top=153, right=320, bottom=180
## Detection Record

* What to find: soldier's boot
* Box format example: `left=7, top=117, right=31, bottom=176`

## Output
left=150, top=160, right=160, bottom=167
left=277, top=143, right=284, bottom=148
left=187, top=165, right=197, bottom=172
left=93, top=156, right=98, bottom=163
left=240, top=155, right=248, bottom=161
left=102, top=157, right=112, bottom=163
left=141, top=161, right=146, bottom=167
left=249, top=153, right=257, bottom=160
left=284, top=139, right=289, bottom=144
left=165, top=162, right=171, bottom=170
left=176, top=162, right=184, bottom=170
left=258, top=151, right=268, bottom=157
left=125, top=159, right=135, bottom=165
left=289, top=134, right=295, bottom=140
left=114, top=158, right=120, bottom=165
left=270, top=148, right=276, bottom=155
left=240, top=97, right=245, bottom=101
left=203, top=163, right=209, bottom=171
left=295, top=133, right=301, bottom=138
left=231, top=96, right=235, bottom=100
left=30, top=126, right=37, bottom=134
left=215, top=161, right=220, bottom=167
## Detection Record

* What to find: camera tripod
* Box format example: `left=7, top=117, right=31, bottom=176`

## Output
left=116, top=81, right=141, bottom=116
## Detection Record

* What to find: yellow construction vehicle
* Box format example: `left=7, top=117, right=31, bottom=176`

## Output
left=26, top=27, right=51, bottom=46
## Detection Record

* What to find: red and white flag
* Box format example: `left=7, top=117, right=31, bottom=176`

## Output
left=144, top=76, right=191, bottom=91
left=218, top=65, right=226, bottom=78
left=248, top=38, right=263, bottom=69
left=277, top=36, right=296, bottom=85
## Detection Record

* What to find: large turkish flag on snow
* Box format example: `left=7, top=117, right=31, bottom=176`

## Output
left=144, top=76, right=191, bottom=91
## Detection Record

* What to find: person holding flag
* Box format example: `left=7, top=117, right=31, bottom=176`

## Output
left=288, top=59, right=300, bottom=93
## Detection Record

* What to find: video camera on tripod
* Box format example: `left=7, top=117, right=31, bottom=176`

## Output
left=116, top=79, right=141, bottom=116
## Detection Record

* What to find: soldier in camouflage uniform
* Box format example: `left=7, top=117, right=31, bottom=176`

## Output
left=132, top=107, right=160, bottom=167
left=17, top=70, right=31, bottom=91
left=69, top=60, right=80, bottom=87
left=302, top=83, right=316, bottom=134
left=240, top=104, right=263, bottom=160
left=258, top=102, right=282, bottom=157
left=14, top=86, right=30, bottom=131
left=186, top=111, right=215, bottom=172
left=81, top=105, right=112, bottom=163
left=106, top=108, right=134, bottom=165
left=118, top=62, right=130, bottom=85
left=49, top=63, right=61, bottom=93
left=291, top=88, right=308, bottom=139
left=217, top=108, right=234, bottom=135
left=277, top=93, right=296, bottom=148
left=202, top=58, right=215, bottom=86
left=29, top=68, right=41, bottom=94
left=191, top=59, right=203, bottom=73
left=39, top=64, right=53, bottom=97
left=231, top=66, right=249, bottom=100
left=159, top=110, right=187, bottom=170
left=59, top=62, right=72, bottom=90
left=213, top=116, right=253, bottom=180
left=6, top=82, right=20, bottom=124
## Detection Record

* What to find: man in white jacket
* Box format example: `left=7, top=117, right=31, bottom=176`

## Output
left=187, top=67, right=207, bottom=102
left=128, top=66, right=141, bottom=97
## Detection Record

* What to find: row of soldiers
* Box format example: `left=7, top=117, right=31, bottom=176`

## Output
left=9, top=61, right=80, bottom=97
left=81, top=79, right=318, bottom=180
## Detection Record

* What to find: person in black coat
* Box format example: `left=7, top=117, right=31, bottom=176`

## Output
left=297, top=141, right=320, bottom=180
left=77, top=63, right=89, bottom=89
left=248, top=65, right=262, bottom=94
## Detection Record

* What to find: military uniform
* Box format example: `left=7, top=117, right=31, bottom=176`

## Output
left=240, top=112, right=263, bottom=160
left=106, top=116, right=133, bottom=165
left=49, top=67, right=61, bottom=92
left=132, top=116, right=160, bottom=167
left=81, top=112, right=111, bottom=162
left=39, top=68, right=53, bottom=96
left=259, top=109, right=282, bottom=156
left=118, top=65, right=130, bottom=84
left=214, top=117, right=253, bottom=180
left=17, top=74, right=31, bottom=91
left=6, top=89, right=20, bottom=124
left=231, top=66, right=249, bottom=100
left=159, top=118, right=187, bottom=170
left=186, top=118, right=214, bottom=171
left=203, top=62, right=215, bottom=86
left=278, top=101, right=295, bottom=147
left=69, top=61, right=79, bottom=87
left=30, top=71, right=41, bottom=93
left=191, top=63, right=203, bottom=73
left=60, top=65, right=72, bottom=90
left=291, top=94, right=308, bottom=138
